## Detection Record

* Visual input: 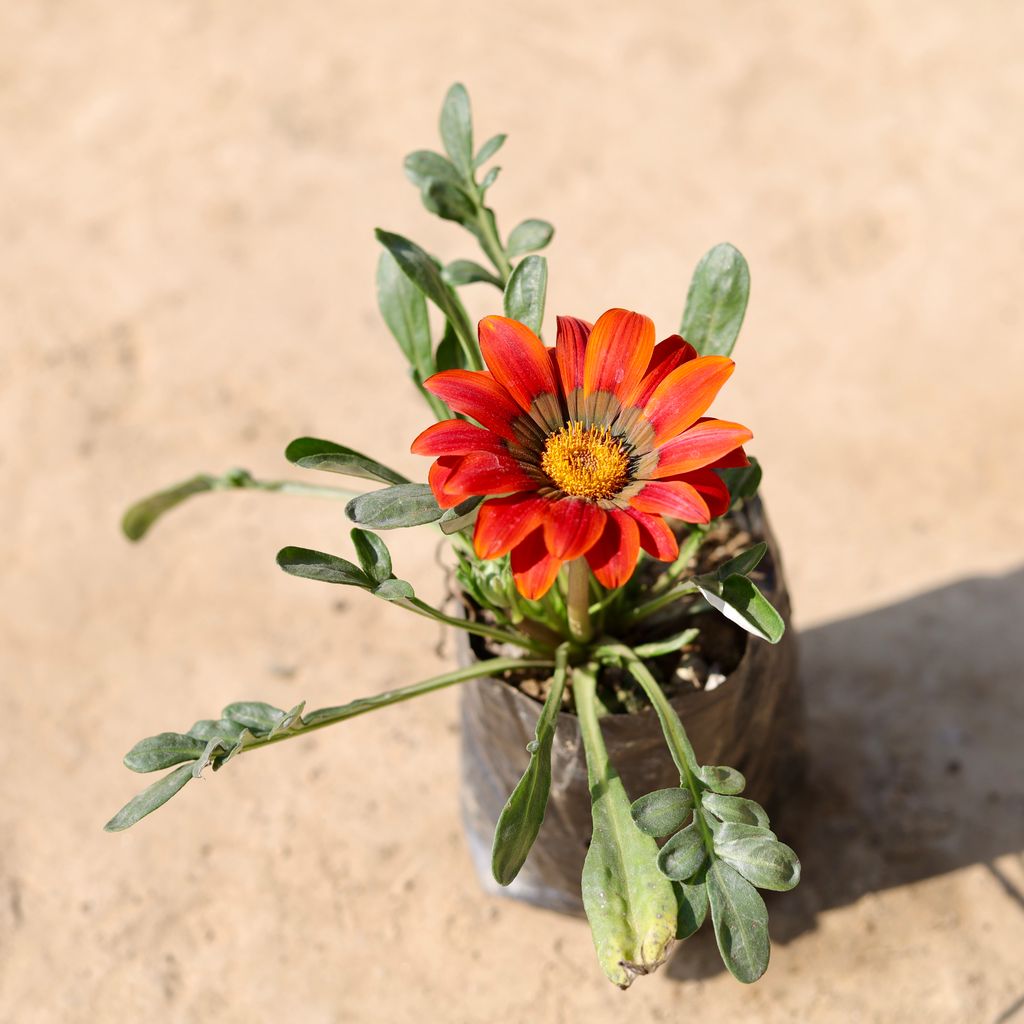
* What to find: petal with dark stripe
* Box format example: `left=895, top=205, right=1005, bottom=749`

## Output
left=473, top=494, right=550, bottom=559
left=510, top=527, right=563, bottom=600
left=542, top=498, right=607, bottom=560
left=585, top=510, right=641, bottom=589
left=479, top=316, right=560, bottom=418
left=583, top=309, right=655, bottom=412
left=425, top=370, right=523, bottom=441
left=439, top=451, right=536, bottom=507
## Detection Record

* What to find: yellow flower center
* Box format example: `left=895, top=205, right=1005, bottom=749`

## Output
left=540, top=422, right=630, bottom=500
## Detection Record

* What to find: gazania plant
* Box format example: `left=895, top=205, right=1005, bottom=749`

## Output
left=109, top=84, right=800, bottom=987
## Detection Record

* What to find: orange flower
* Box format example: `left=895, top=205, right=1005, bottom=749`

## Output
left=412, top=309, right=751, bottom=599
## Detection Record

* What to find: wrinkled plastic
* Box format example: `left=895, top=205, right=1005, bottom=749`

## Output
left=458, top=497, right=802, bottom=914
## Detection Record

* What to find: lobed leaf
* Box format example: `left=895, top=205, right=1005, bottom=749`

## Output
left=507, top=218, right=554, bottom=258
left=345, top=483, right=444, bottom=530
left=680, top=242, right=750, bottom=358
left=706, top=858, right=770, bottom=983
left=104, top=762, right=196, bottom=832
left=698, top=765, right=747, bottom=795
left=702, top=793, right=770, bottom=829
left=503, top=255, right=547, bottom=336
left=715, top=836, right=801, bottom=892
left=630, top=787, right=694, bottom=838
left=285, top=437, right=409, bottom=486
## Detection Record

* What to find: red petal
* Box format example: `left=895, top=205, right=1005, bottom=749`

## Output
left=424, top=370, right=522, bottom=441
left=555, top=316, right=591, bottom=394
left=674, top=468, right=731, bottom=519
left=652, top=419, right=753, bottom=477
left=707, top=445, right=749, bottom=470
left=583, top=309, right=655, bottom=406
left=628, top=480, right=711, bottom=524
left=626, top=335, right=698, bottom=408
left=542, top=498, right=607, bottom=560
left=411, top=419, right=508, bottom=457
left=585, top=509, right=641, bottom=589
left=428, top=456, right=462, bottom=508
left=474, top=494, right=550, bottom=559
left=479, top=316, right=559, bottom=414
left=624, top=508, right=679, bottom=561
left=643, top=356, right=735, bottom=444
left=441, top=451, right=536, bottom=507
left=511, top=527, right=563, bottom=600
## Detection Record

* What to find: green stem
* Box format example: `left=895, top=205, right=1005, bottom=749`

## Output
left=474, top=207, right=512, bottom=286
left=652, top=526, right=708, bottom=594
left=402, top=596, right=549, bottom=654
left=624, top=582, right=699, bottom=626
left=571, top=663, right=607, bottom=790
left=566, top=558, right=593, bottom=644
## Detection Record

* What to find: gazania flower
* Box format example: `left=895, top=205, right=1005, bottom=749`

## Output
left=411, top=309, right=752, bottom=600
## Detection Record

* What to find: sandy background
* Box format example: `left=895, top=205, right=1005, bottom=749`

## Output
left=2, top=2, right=1023, bottom=1021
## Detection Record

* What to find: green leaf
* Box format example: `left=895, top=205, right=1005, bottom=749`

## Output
left=372, top=578, right=415, bottom=602
left=630, top=787, right=694, bottom=838
left=187, top=718, right=246, bottom=743
left=716, top=836, right=801, bottom=892
left=491, top=646, right=569, bottom=886
left=434, top=320, right=465, bottom=372
left=122, top=732, right=207, bottom=773
left=439, top=82, right=474, bottom=179
left=439, top=495, right=483, bottom=535
left=708, top=542, right=767, bottom=582
left=575, top=668, right=676, bottom=988
left=221, top=701, right=287, bottom=733
left=375, top=229, right=479, bottom=368
left=503, top=255, right=547, bottom=336
left=674, top=875, right=709, bottom=940
left=104, top=762, right=196, bottom=832
left=285, top=437, right=409, bottom=486
left=345, top=483, right=443, bottom=530
left=698, top=765, right=747, bottom=795
left=350, top=528, right=392, bottom=584
left=702, top=793, right=770, bottom=829
left=442, top=259, right=502, bottom=288
left=706, top=858, right=770, bottom=983
left=479, top=166, right=500, bottom=191
left=423, top=179, right=477, bottom=225
left=680, top=242, right=750, bottom=357
left=474, top=132, right=506, bottom=167
left=715, top=821, right=776, bottom=844
left=718, top=457, right=762, bottom=505
left=121, top=474, right=217, bottom=541
left=377, top=250, right=433, bottom=379
left=402, top=149, right=462, bottom=190
left=696, top=574, right=785, bottom=644
left=632, top=628, right=699, bottom=659
left=276, top=546, right=372, bottom=588
left=507, top=218, right=554, bottom=258
left=657, top=823, right=707, bottom=881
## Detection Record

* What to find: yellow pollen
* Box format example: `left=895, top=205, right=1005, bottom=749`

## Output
left=540, top=422, right=630, bottom=500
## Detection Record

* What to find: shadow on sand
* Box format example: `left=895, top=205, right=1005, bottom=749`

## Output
left=667, top=567, right=1024, bottom=983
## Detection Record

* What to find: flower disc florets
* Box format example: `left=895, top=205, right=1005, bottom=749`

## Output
left=411, top=308, right=753, bottom=599
left=541, top=423, right=629, bottom=500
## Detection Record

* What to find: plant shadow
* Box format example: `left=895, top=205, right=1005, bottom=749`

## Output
left=667, top=566, right=1024, bottom=982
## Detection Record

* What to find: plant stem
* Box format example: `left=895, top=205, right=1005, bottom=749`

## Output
left=402, top=596, right=550, bottom=654
left=624, top=582, right=699, bottom=626
left=474, top=207, right=512, bottom=285
left=566, top=559, right=593, bottom=644
left=651, top=526, right=708, bottom=594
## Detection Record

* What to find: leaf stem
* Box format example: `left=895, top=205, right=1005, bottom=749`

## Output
left=624, top=582, right=699, bottom=626
left=401, top=596, right=550, bottom=654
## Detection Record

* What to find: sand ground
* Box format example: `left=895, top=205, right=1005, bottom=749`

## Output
left=2, top=2, right=1023, bottom=1021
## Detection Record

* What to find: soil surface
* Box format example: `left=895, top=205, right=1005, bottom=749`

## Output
left=3, top=3, right=1024, bottom=1022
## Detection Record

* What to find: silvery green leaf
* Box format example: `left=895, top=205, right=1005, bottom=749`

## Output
left=698, top=765, right=747, bottom=795
left=479, top=166, right=500, bottom=191
left=403, top=149, right=462, bottom=189
left=442, top=260, right=502, bottom=288
left=187, top=718, right=246, bottom=743
left=706, top=858, right=770, bottom=983
left=674, top=873, right=708, bottom=940
left=123, top=732, right=207, bottom=773
left=376, top=250, right=433, bottom=380
left=506, top=218, right=554, bottom=258
left=221, top=701, right=286, bottom=733
left=632, top=628, right=699, bottom=658
left=656, top=823, right=707, bottom=881
left=630, top=787, right=693, bottom=838
left=267, top=701, right=306, bottom=739
left=716, top=836, right=801, bottom=892
left=372, top=578, right=415, bottom=602
left=121, top=474, right=217, bottom=541
left=350, top=528, right=393, bottom=583
left=104, top=762, right=196, bottom=832
left=680, top=243, right=750, bottom=358
left=702, top=793, right=770, bottom=829
left=276, top=546, right=372, bottom=588
left=423, top=180, right=477, bottom=225
left=439, top=83, right=474, bottom=179
left=696, top=574, right=785, bottom=644
left=503, top=255, right=547, bottom=335
left=285, top=437, right=409, bottom=485
left=714, top=821, right=777, bottom=844
left=345, top=483, right=444, bottom=530
left=439, top=495, right=483, bottom=535
left=474, top=132, right=506, bottom=167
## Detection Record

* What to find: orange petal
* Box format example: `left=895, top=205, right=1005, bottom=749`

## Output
left=625, top=335, right=698, bottom=408
left=428, top=455, right=462, bottom=508
left=585, top=510, right=641, bottom=589
left=479, top=316, right=559, bottom=414
left=624, top=508, right=679, bottom=561
left=542, top=498, right=607, bottom=560
left=424, top=370, right=522, bottom=441
left=583, top=309, right=655, bottom=411
left=643, top=356, right=735, bottom=444
left=511, top=527, right=563, bottom=600
left=411, top=419, right=508, bottom=457
left=555, top=316, right=591, bottom=396
left=652, top=419, right=753, bottom=477
left=474, top=494, right=550, bottom=559
left=441, top=451, right=536, bottom=507
left=628, top=480, right=711, bottom=524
